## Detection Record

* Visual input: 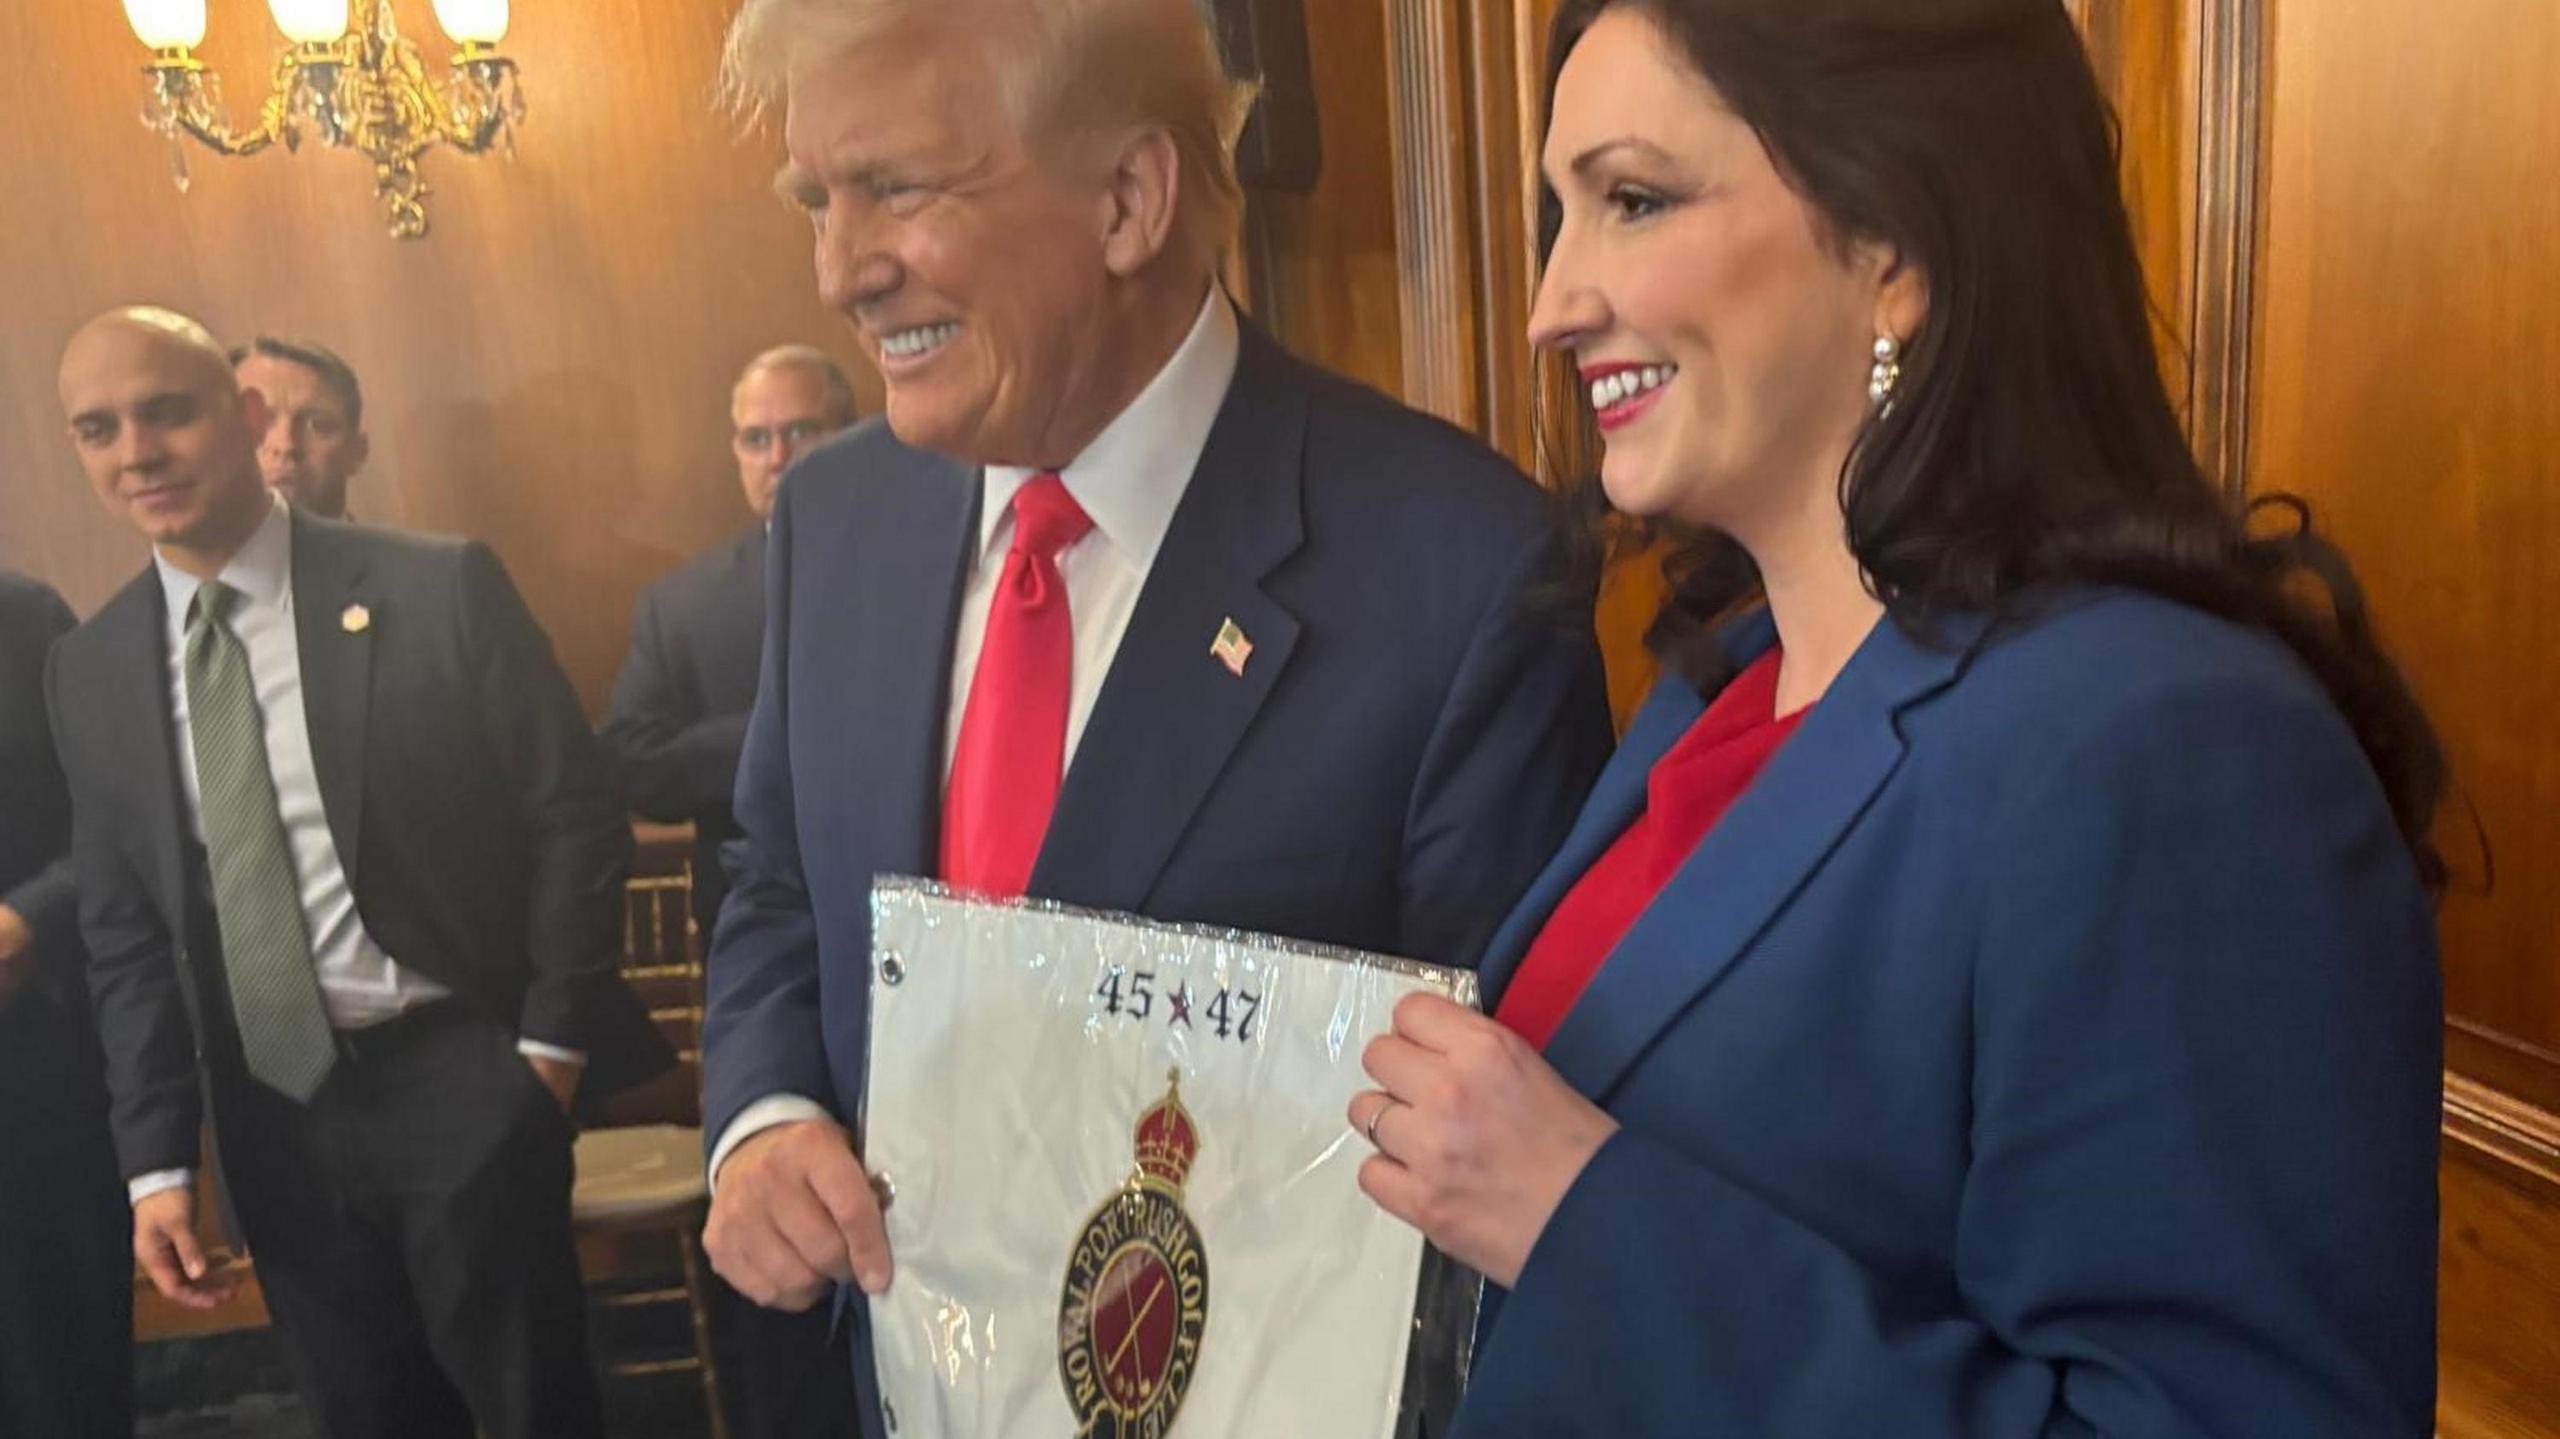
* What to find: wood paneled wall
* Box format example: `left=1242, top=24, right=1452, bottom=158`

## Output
left=2070, top=0, right=2197, bottom=398
left=2256, top=0, right=2560, bottom=1072
left=2250, top=4, right=2560, bottom=1427
left=0, top=0, right=867, bottom=709
left=1240, top=0, right=1407, bottom=401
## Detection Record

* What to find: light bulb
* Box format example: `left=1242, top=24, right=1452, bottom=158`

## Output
left=267, top=0, right=350, bottom=44
left=431, top=0, right=510, bottom=46
left=123, top=0, right=208, bottom=49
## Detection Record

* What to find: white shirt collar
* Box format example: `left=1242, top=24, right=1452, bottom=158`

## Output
left=979, top=287, right=1241, bottom=571
left=156, top=495, right=294, bottom=629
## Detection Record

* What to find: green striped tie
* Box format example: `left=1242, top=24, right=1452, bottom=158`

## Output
left=185, top=581, right=337, bottom=1102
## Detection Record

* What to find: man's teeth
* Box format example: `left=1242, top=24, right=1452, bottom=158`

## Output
left=1590, top=365, right=1676, bottom=410
left=881, top=322, right=959, bottom=359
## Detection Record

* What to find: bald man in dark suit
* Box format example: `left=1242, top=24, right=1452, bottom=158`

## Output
left=49, top=307, right=669, bottom=1439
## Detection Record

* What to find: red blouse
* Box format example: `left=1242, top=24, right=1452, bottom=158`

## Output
left=1495, top=650, right=1806, bottom=1050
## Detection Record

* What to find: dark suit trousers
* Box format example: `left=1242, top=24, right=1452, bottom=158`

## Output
left=726, top=1285, right=856, bottom=1439
left=216, top=1004, right=601, bottom=1439
left=0, top=1002, right=132, bottom=1439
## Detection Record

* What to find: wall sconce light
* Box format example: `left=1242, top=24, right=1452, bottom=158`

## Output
left=124, top=0, right=526, bottom=239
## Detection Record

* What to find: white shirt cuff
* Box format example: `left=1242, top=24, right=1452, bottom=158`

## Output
left=709, top=1094, right=835, bottom=1190
left=517, top=1039, right=587, bottom=1066
left=129, top=1169, right=193, bottom=1205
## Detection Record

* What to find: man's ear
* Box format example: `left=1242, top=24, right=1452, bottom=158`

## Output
left=1099, top=128, right=1183, bottom=279
left=235, top=384, right=273, bottom=438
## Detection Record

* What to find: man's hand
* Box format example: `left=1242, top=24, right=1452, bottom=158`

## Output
left=703, top=1118, right=893, bottom=1310
left=524, top=1052, right=581, bottom=1114
left=132, top=1187, right=241, bottom=1311
left=0, top=903, right=33, bottom=1010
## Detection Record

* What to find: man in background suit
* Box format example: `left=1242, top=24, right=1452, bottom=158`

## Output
left=233, top=336, right=368, bottom=520
left=698, top=2, right=1613, bottom=1431
left=603, top=345, right=858, bottom=934
left=48, top=307, right=665, bottom=1439
left=601, top=348, right=860, bottom=1439
left=0, top=568, right=130, bottom=1439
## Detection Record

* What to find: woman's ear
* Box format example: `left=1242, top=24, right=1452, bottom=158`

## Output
left=1866, top=243, right=1931, bottom=345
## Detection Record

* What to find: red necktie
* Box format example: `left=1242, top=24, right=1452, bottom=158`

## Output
left=941, top=472, right=1093, bottom=896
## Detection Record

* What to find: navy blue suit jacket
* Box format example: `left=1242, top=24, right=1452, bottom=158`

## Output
left=1454, top=593, right=2440, bottom=1438
left=702, top=325, right=1613, bottom=1428
left=601, top=525, right=766, bottom=926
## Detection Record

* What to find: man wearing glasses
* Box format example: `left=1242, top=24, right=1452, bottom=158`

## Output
left=604, top=345, right=858, bottom=933
left=599, top=344, right=859, bottom=1439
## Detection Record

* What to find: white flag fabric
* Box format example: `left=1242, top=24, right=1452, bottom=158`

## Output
left=862, top=879, right=1479, bottom=1439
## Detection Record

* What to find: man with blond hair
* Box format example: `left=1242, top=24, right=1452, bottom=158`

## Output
left=696, top=2, right=1612, bottom=1431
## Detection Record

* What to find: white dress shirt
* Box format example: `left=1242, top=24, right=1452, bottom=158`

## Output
left=710, top=288, right=1243, bottom=1184
left=131, top=498, right=579, bottom=1204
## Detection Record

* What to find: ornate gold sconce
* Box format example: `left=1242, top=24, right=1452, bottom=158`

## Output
left=120, top=0, right=526, bottom=239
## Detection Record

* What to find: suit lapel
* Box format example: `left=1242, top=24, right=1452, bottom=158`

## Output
left=733, top=526, right=767, bottom=605
left=826, top=447, right=979, bottom=881
left=1028, top=328, right=1307, bottom=914
left=1476, top=673, right=1711, bottom=1003
left=99, top=576, right=190, bottom=926
left=1537, top=614, right=1976, bottom=1101
left=717, top=527, right=770, bottom=695
left=289, top=514, right=373, bottom=881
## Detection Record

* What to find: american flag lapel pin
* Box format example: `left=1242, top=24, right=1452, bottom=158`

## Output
left=1210, top=617, right=1253, bottom=677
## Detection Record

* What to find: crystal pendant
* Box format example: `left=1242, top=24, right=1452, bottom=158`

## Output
left=496, top=70, right=524, bottom=157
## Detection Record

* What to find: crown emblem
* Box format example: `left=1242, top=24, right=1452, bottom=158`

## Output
left=1061, top=1068, right=1213, bottom=1431
left=1130, top=1069, right=1201, bottom=1191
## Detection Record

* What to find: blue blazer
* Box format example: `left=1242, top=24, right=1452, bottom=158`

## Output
left=702, top=324, right=1614, bottom=1434
left=1454, top=594, right=2440, bottom=1439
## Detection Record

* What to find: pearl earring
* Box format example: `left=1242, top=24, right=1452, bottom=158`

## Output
left=1869, top=335, right=1903, bottom=410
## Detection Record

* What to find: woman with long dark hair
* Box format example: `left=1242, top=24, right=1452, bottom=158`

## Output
left=1347, top=2, right=2444, bottom=1433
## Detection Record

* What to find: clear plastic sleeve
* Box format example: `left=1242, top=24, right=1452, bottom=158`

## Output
left=860, top=877, right=1482, bottom=1439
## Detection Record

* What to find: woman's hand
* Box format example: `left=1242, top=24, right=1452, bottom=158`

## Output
left=1350, top=991, right=1619, bottom=1289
